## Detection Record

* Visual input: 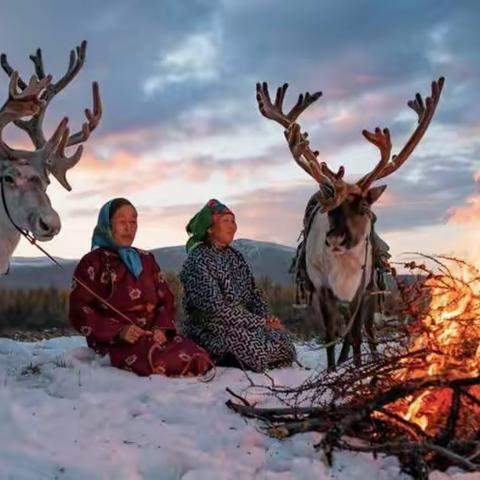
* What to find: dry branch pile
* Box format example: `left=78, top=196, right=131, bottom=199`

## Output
left=227, top=256, right=480, bottom=479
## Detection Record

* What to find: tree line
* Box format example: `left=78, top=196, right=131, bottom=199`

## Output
left=0, top=273, right=318, bottom=338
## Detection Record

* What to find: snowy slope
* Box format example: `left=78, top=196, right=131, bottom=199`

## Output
left=0, top=338, right=473, bottom=480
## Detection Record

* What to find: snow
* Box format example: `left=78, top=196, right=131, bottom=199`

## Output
left=0, top=337, right=473, bottom=480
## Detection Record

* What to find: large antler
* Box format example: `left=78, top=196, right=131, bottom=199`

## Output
left=257, top=78, right=445, bottom=211
left=356, top=77, right=444, bottom=191
left=0, top=40, right=102, bottom=190
left=256, top=82, right=359, bottom=211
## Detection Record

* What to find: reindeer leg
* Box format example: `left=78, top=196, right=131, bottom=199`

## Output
left=317, top=288, right=337, bottom=371
left=337, top=338, right=350, bottom=364
left=349, top=291, right=378, bottom=367
left=351, top=304, right=363, bottom=367
left=363, top=291, right=378, bottom=361
left=337, top=304, right=351, bottom=364
left=338, top=296, right=362, bottom=366
left=338, top=305, right=362, bottom=366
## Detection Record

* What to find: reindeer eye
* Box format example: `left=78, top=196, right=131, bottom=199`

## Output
left=359, top=202, right=370, bottom=215
left=2, top=175, right=14, bottom=184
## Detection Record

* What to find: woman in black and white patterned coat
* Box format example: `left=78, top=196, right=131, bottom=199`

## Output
left=179, top=199, right=296, bottom=372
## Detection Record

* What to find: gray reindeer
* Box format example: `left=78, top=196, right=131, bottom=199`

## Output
left=0, top=41, right=101, bottom=274
left=256, top=78, right=444, bottom=369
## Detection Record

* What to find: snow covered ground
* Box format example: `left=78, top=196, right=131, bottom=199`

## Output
left=0, top=337, right=475, bottom=480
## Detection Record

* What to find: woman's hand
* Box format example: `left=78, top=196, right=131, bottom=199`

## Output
left=265, top=315, right=285, bottom=331
left=152, top=328, right=167, bottom=345
left=118, top=324, right=149, bottom=344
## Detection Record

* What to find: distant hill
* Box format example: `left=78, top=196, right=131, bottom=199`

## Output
left=0, top=239, right=297, bottom=289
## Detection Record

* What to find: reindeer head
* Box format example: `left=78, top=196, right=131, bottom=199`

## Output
left=321, top=185, right=385, bottom=255
left=256, top=78, right=444, bottom=254
left=0, top=158, right=60, bottom=240
left=0, top=41, right=102, bottom=241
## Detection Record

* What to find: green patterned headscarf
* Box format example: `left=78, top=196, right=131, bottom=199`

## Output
left=186, top=199, right=234, bottom=252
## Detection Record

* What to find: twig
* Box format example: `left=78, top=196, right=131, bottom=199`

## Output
left=337, top=439, right=480, bottom=472
left=225, top=388, right=251, bottom=407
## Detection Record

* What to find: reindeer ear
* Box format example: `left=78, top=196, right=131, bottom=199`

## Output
left=366, top=185, right=387, bottom=205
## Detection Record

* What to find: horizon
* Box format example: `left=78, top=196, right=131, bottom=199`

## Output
left=1, top=1, right=479, bottom=267
left=10, top=237, right=295, bottom=262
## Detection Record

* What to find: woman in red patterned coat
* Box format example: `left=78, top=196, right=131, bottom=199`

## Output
left=69, top=197, right=211, bottom=377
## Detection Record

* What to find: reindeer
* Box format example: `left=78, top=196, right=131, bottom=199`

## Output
left=256, top=77, right=444, bottom=369
left=0, top=41, right=101, bottom=274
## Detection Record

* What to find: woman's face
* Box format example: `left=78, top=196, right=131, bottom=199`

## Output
left=208, top=213, right=237, bottom=246
left=111, top=205, right=138, bottom=247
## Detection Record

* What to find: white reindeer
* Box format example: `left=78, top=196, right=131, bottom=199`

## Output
left=0, top=41, right=101, bottom=274
left=256, top=78, right=444, bottom=369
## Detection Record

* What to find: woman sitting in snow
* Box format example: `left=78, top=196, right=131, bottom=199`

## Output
left=179, top=199, right=296, bottom=372
left=69, top=198, right=211, bottom=377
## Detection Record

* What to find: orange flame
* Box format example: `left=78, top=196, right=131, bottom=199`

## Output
left=385, top=259, right=480, bottom=437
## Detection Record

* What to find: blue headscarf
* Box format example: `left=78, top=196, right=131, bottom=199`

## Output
left=91, top=199, right=143, bottom=279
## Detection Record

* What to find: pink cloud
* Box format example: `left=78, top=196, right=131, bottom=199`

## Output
left=353, top=74, right=382, bottom=86
left=95, top=126, right=160, bottom=146
left=447, top=194, right=480, bottom=224
left=70, top=149, right=175, bottom=195
left=179, top=160, right=213, bottom=183
left=447, top=171, right=480, bottom=225
left=79, top=150, right=138, bottom=173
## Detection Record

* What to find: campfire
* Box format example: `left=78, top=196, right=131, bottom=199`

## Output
left=227, top=255, right=480, bottom=479
left=382, top=257, right=480, bottom=439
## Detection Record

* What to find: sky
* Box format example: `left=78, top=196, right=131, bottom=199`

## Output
left=0, top=0, right=479, bottom=264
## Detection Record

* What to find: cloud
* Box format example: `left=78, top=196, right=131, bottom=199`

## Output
left=78, top=150, right=138, bottom=173
left=64, top=139, right=292, bottom=205
left=447, top=170, right=480, bottom=224
left=447, top=194, right=480, bottom=224
left=143, top=28, right=222, bottom=94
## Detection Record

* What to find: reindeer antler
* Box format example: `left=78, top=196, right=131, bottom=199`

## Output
left=256, top=82, right=359, bottom=211
left=257, top=78, right=445, bottom=210
left=0, top=73, right=50, bottom=129
left=46, top=120, right=84, bottom=190
left=66, top=81, right=102, bottom=147
left=256, top=82, right=322, bottom=128
left=0, top=40, right=102, bottom=189
left=356, top=127, right=392, bottom=191
left=356, top=77, right=444, bottom=191
left=0, top=72, right=51, bottom=160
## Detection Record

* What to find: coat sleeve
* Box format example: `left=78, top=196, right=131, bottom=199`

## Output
left=149, top=255, right=176, bottom=331
left=69, top=252, right=125, bottom=344
left=181, top=255, right=265, bottom=330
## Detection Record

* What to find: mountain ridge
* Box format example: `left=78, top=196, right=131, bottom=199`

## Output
left=1, top=239, right=297, bottom=289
